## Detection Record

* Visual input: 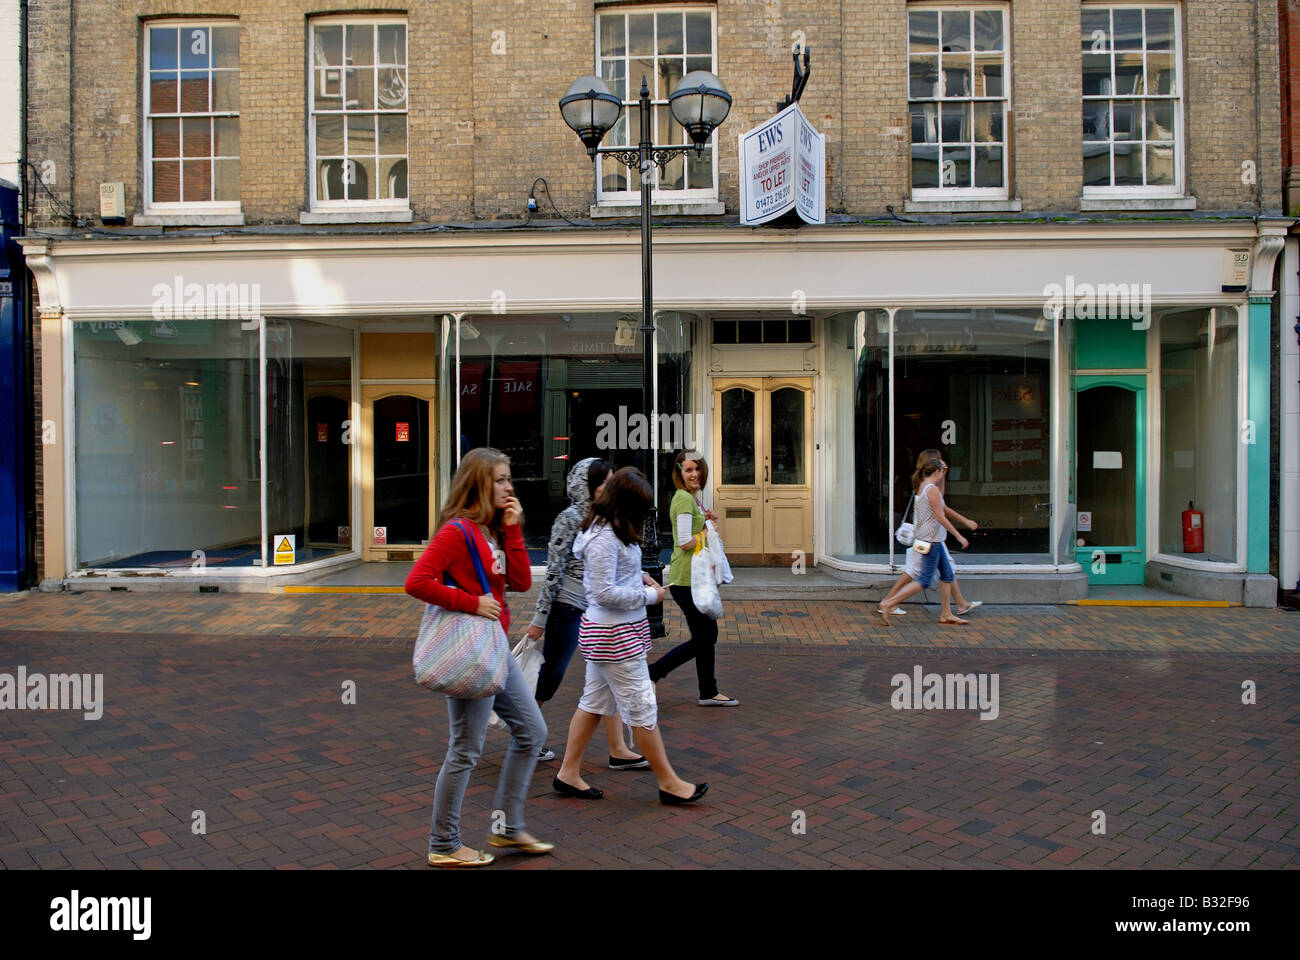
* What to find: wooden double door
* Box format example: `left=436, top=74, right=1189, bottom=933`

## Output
left=711, top=377, right=814, bottom=565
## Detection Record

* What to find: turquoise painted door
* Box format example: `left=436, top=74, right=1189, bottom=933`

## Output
left=1075, top=377, right=1145, bottom=585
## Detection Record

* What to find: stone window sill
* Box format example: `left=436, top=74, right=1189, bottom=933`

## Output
left=134, top=212, right=246, bottom=226
left=1079, top=196, right=1196, bottom=211
left=590, top=202, right=725, bottom=219
left=903, top=198, right=1021, bottom=214
left=299, top=209, right=413, bottom=224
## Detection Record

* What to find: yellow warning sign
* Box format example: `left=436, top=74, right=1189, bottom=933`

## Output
left=273, top=535, right=296, bottom=565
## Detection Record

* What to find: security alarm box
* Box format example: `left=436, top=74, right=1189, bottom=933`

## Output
left=99, top=182, right=125, bottom=219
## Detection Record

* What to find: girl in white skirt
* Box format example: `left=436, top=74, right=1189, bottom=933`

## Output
left=552, top=467, right=708, bottom=805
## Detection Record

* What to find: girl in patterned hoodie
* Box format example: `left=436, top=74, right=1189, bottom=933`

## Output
left=524, top=458, right=646, bottom=768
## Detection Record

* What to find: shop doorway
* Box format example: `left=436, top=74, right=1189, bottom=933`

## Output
left=361, top=385, right=436, bottom=561
left=1075, top=376, right=1145, bottom=585
left=711, top=376, right=813, bottom=564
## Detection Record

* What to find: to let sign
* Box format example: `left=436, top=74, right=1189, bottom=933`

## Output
left=395, top=422, right=410, bottom=442
left=738, top=102, right=825, bottom=226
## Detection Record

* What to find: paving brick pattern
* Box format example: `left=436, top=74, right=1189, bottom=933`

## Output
left=0, top=593, right=1297, bottom=869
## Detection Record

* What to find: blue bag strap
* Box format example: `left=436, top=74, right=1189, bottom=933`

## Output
left=453, top=520, right=493, bottom=595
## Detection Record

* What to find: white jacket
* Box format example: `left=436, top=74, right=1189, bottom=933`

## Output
left=572, top=522, right=658, bottom=625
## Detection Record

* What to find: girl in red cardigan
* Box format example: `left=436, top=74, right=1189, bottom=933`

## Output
left=405, top=448, right=550, bottom=867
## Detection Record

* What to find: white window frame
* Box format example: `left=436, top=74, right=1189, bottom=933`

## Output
left=594, top=5, right=720, bottom=206
left=1080, top=2, right=1184, bottom=198
left=307, top=15, right=410, bottom=212
left=142, top=20, right=241, bottom=214
left=907, top=4, right=1011, bottom=201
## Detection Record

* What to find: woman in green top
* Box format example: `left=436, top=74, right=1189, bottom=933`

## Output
left=647, top=450, right=739, bottom=707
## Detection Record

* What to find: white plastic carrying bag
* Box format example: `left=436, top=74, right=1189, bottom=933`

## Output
left=704, top=519, right=733, bottom=585
left=691, top=532, right=724, bottom=619
left=487, top=636, right=544, bottom=730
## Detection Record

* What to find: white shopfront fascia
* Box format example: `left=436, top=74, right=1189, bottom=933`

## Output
left=22, top=220, right=1266, bottom=580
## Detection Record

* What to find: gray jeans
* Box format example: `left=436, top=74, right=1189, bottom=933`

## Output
left=429, top=652, right=547, bottom=854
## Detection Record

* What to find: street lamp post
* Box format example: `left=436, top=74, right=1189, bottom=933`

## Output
left=560, top=71, right=731, bottom=638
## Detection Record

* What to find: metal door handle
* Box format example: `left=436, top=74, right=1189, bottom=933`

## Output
left=764, top=465, right=769, bottom=483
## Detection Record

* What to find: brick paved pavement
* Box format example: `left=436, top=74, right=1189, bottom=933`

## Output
left=0, top=592, right=1297, bottom=869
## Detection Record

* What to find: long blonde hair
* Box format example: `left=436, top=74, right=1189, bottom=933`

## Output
left=437, top=448, right=512, bottom=542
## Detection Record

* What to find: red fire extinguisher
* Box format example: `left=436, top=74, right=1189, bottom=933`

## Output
left=1182, top=501, right=1204, bottom=553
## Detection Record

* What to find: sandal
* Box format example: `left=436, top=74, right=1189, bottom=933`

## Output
left=427, top=848, right=494, bottom=868
left=956, top=601, right=982, bottom=615
left=938, top=615, right=969, bottom=626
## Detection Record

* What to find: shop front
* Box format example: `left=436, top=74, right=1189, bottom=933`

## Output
left=21, top=220, right=1285, bottom=604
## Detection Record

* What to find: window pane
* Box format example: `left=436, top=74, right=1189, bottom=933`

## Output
left=347, top=114, right=376, bottom=156
left=713, top=321, right=735, bottom=344
left=973, top=102, right=1001, bottom=141
left=378, top=24, right=405, bottom=64
left=912, top=144, right=939, bottom=188
left=315, top=25, right=342, bottom=67
left=974, top=145, right=1002, bottom=187
left=1113, top=8, right=1143, bottom=49
left=720, top=389, right=755, bottom=485
left=630, top=58, right=654, bottom=95
left=180, top=27, right=209, bottom=69
left=973, top=10, right=1002, bottom=51
left=940, top=102, right=969, bottom=143
left=380, top=158, right=408, bottom=199
left=909, top=56, right=939, bottom=98
left=1112, top=99, right=1139, bottom=139
left=347, top=66, right=375, bottom=110
left=685, top=11, right=711, bottom=53
left=972, top=57, right=1002, bottom=97
left=150, top=72, right=178, bottom=113
left=1083, top=142, right=1111, bottom=185
left=153, top=161, right=180, bottom=202
left=348, top=156, right=376, bottom=199
left=686, top=55, right=711, bottom=74
left=602, top=59, right=626, bottom=101
left=1145, top=143, right=1174, bottom=185
left=1146, top=52, right=1174, bottom=95
left=1081, top=8, right=1110, bottom=51
left=318, top=160, right=346, bottom=200
left=182, top=116, right=211, bottom=157
left=316, top=115, right=344, bottom=157
left=770, top=389, right=805, bottom=485
left=1114, top=52, right=1143, bottom=95
left=1146, top=99, right=1173, bottom=139
left=212, top=70, right=239, bottom=112
left=378, top=67, right=406, bottom=109
left=1082, top=53, right=1111, bottom=96
left=738, top=321, right=761, bottom=344
left=150, top=28, right=179, bottom=70
left=1160, top=309, right=1237, bottom=562
left=943, top=58, right=971, bottom=97
left=599, top=15, right=625, bottom=57
left=941, top=10, right=970, bottom=52
left=657, top=11, right=683, bottom=54
left=1113, top=142, right=1141, bottom=185
left=909, top=10, right=939, bottom=53
left=942, top=145, right=972, bottom=187
left=378, top=113, right=406, bottom=155
left=213, top=158, right=239, bottom=201
left=911, top=102, right=937, bottom=143
left=153, top=117, right=181, bottom=158
left=212, top=26, right=239, bottom=69
left=180, top=71, right=209, bottom=112
left=763, top=319, right=786, bottom=344
left=659, top=57, right=684, bottom=102
left=346, top=24, right=374, bottom=65
left=686, top=147, right=712, bottom=188
left=1146, top=8, right=1174, bottom=50
left=628, top=13, right=654, bottom=56
left=1083, top=101, right=1109, bottom=141
left=182, top=158, right=212, bottom=201
left=213, top=116, right=239, bottom=156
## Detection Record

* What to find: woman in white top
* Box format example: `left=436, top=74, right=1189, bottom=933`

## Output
left=878, top=458, right=970, bottom=625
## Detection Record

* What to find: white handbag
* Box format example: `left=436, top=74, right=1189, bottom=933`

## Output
left=895, top=495, right=916, bottom=548
left=487, top=636, right=544, bottom=730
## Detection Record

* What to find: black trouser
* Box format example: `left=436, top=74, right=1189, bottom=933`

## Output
left=649, top=585, right=719, bottom=699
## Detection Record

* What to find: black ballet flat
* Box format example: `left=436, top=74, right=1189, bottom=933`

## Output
left=552, top=777, right=603, bottom=800
left=658, top=782, right=709, bottom=805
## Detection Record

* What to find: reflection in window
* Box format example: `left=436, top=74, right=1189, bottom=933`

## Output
left=769, top=388, right=805, bottom=484
left=720, top=388, right=756, bottom=485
